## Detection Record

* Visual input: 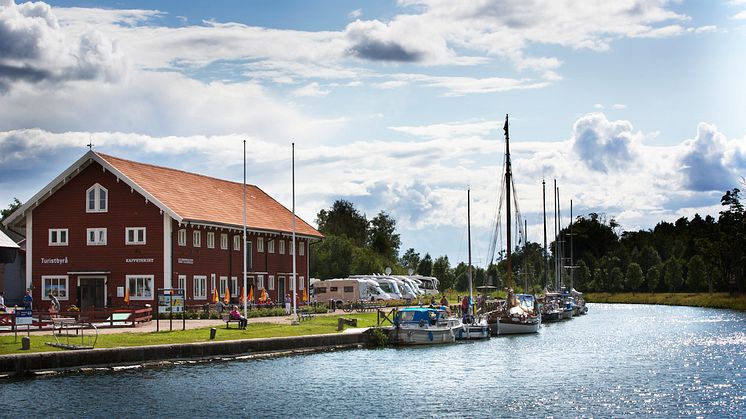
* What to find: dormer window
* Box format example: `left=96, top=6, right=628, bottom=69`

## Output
left=86, top=184, right=108, bottom=213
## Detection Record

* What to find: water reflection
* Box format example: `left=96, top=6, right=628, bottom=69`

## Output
left=1, top=304, right=744, bottom=418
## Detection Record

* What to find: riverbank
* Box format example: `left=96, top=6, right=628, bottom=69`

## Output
left=585, top=292, right=746, bottom=311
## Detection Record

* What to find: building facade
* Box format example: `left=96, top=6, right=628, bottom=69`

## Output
left=2, top=151, right=322, bottom=310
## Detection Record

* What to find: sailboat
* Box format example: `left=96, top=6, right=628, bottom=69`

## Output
left=456, top=188, right=490, bottom=340
left=485, top=114, right=541, bottom=335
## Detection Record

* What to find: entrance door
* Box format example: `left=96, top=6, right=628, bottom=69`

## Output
left=278, top=276, right=285, bottom=303
left=79, top=277, right=106, bottom=309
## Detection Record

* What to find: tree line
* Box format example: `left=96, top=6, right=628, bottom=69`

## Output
left=311, top=188, right=745, bottom=295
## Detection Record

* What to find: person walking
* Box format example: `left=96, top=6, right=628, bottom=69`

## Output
left=23, top=289, right=33, bottom=310
left=284, top=293, right=291, bottom=315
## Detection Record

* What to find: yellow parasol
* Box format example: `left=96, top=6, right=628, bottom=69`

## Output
left=211, top=288, right=218, bottom=304
left=239, top=286, right=245, bottom=305
left=248, top=286, right=254, bottom=302
left=302, top=288, right=308, bottom=302
left=224, top=287, right=230, bottom=304
left=124, top=287, right=130, bottom=305
left=260, top=288, right=268, bottom=302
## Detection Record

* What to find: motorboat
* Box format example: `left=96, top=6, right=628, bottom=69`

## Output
left=486, top=293, right=541, bottom=335
left=392, top=307, right=462, bottom=345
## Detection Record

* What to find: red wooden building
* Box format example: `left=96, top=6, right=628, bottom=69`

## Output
left=2, top=151, right=322, bottom=310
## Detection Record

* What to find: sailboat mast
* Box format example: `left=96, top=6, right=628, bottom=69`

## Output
left=504, top=114, right=513, bottom=288
left=554, top=179, right=558, bottom=291
left=467, top=188, right=473, bottom=313
left=570, top=199, right=574, bottom=291
left=557, top=186, right=562, bottom=291
left=543, top=179, right=548, bottom=291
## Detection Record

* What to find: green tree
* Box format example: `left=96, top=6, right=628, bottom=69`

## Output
left=663, top=258, right=683, bottom=291
left=610, top=267, right=624, bottom=292
left=686, top=255, right=707, bottom=292
left=399, top=248, right=420, bottom=273
left=453, top=262, right=469, bottom=291
left=367, top=211, right=401, bottom=261
left=315, top=200, right=368, bottom=247
left=310, top=235, right=354, bottom=279
left=350, top=247, right=385, bottom=275
left=575, top=259, right=592, bottom=291
left=1, top=198, right=21, bottom=221
left=417, top=253, right=433, bottom=276
left=626, top=262, right=644, bottom=294
left=646, top=265, right=660, bottom=293
left=432, top=256, right=454, bottom=290
left=638, top=245, right=662, bottom=275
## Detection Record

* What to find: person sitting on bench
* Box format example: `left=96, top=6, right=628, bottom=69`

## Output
left=229, top=305, right=247, bottom=329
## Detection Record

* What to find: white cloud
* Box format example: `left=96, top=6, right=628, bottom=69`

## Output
left=612, top=103, right=627, bottom=109
left=389, top=120, right=500, bottom=139
left=292, top=82, right=330, bottom=97
left=571, top=112, right=642, bottom=172
left=677, top=122, right=746, bottom=192
left=731, top=10, right=746, bottom=20
left=594, top=103, right=604, bottom=109
left=348, top=9, right=362, bottom=19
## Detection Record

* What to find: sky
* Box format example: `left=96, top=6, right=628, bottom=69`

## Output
left=1, top=0, right=745, bottom=268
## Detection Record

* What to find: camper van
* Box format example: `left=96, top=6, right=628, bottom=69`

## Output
left=312, top=278, right=390, bottom=308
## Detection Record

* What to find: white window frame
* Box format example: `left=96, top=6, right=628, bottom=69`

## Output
left=257, top=275, right=265, bottom=290
left=219, top=276, right=229, bottom=297
left=231, top=276, right=238, bottom=296
left=279, top=240, right=285, bottom=255
left=268, top=239, right=275, bottom=254
left=125, top=227, right=146, bottom=245
left=49, top=228, right=69, bottom=246
left=178, top=229, right=187, bottom=246
left=211, top=273, right=216, bottom=294
left=86, top=228, right=107, bottom=246
left=193, top=275, right=207, bottom=299
left=299, top=276, right=305, bottom=291
left=257, top=237, right=264, bottom=252
left=221, top=233, right=228, bottom=250
left=126, top=275, right=154, bottom=300
left=86, top=183, right=108, bottom=213
left=42, top=275, right=69, bottom=301
left=193, top=230, right=201, bottom=248
left=300, top=241, right=305, bottom=256
left=267, top=275, right=274, bottom=291
left=233, top=235, right=241, bottom=251
left=177, top=274, right=187, bottom=295
left=207, top=232, right=215, bottom=249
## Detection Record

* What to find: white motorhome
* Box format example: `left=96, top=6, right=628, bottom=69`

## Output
left=410, top=275, right=440, bottom=295
left=312, top=278, right=390, bottom=308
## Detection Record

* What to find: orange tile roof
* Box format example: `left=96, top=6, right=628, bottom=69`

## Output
left=97, top=152, right=322, bottom=238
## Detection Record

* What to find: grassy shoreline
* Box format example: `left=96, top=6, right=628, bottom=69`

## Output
left=585, top=292, right=746, bottom=311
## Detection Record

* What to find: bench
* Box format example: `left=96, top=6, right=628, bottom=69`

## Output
left=299, top=310, right=315, bottom=321
left=220, top=312, right=243, bottom=329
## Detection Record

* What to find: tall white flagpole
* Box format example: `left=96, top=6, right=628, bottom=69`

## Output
left=291, top=142, right=299, bottom=325
left=243, top=140, right=248, bottom=318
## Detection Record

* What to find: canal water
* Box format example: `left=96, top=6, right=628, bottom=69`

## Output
left=2, top=304, right=744, bottom=418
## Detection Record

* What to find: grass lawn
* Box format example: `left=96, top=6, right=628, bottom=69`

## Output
left=585, top=292, right=746, bottom=311
left=0, top=312, right=383, bottom=356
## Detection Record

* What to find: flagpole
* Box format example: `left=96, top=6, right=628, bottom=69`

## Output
left=243, top=140, right=248, bottom=318
left=291, top=142, right=299, bottom=325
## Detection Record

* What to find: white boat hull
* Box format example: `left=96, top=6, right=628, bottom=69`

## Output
left=457, top=323, right=490, bottom=340
left=394, top=326, right=456, bottom=344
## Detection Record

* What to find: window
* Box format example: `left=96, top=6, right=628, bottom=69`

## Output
left=220, top=233, right=228, bottom=250
left=268, top=275, right=274, bottom=290
left=289, top=239, right=294, bottom=255
left=231, top=276, right=238, bottom=296
left=233, top=235, right=241, bottom=251
left=193, top=230, right=201, bottom=247
left=279, top=276, right=286, bottom=292
left=316, top=287, right=326, bottom=294
left=268, top=239, right=275, bottom=254
left=245, top=241, right=253, bottom=270
left=344, top=286, right=354, bottom=293
left=86, top=228, right=107, bottom=246
left=257, top=275, right=265, bottom=290
left=193, top=275, right=207, bottom=299
left=211, top=274, right=216, bottom=294
left=177, top=275, right=186, bottom=295
left=178, top=229, right=187, bottom=246
left=279, top=240, right=285, bottom=255
left=299, top=242, right=305, bottom=256
left=299, top=276, right=305, bottom=290
left=257, top=237, right=264, bottom=252
left=126, top=275, right=154, bottom=300
left=42, top=276, right=69, bottom=300
left=219, top=276, right=228, bottom=295
left=207, top=232, right=215, bottom=249
left=86, top=183, right=108, bottom=213
left=126, top=227, right=146, bottom=245
left=330, top=286, right=338, bottom=292
left=49, top=228, right=68, bottom=246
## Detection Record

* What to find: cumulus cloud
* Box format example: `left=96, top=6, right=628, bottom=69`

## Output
left=678, top=122, right=746, bottom=192
left=571, top=112, right=641, bottom=172
left=292, top=82, right=330, bottom=97
left=389, top=120, right=500, bottom=139
left=0, top=0, right=126, bottom=91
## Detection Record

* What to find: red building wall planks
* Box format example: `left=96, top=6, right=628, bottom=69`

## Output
left=32, top=161, right=164, bottom=308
